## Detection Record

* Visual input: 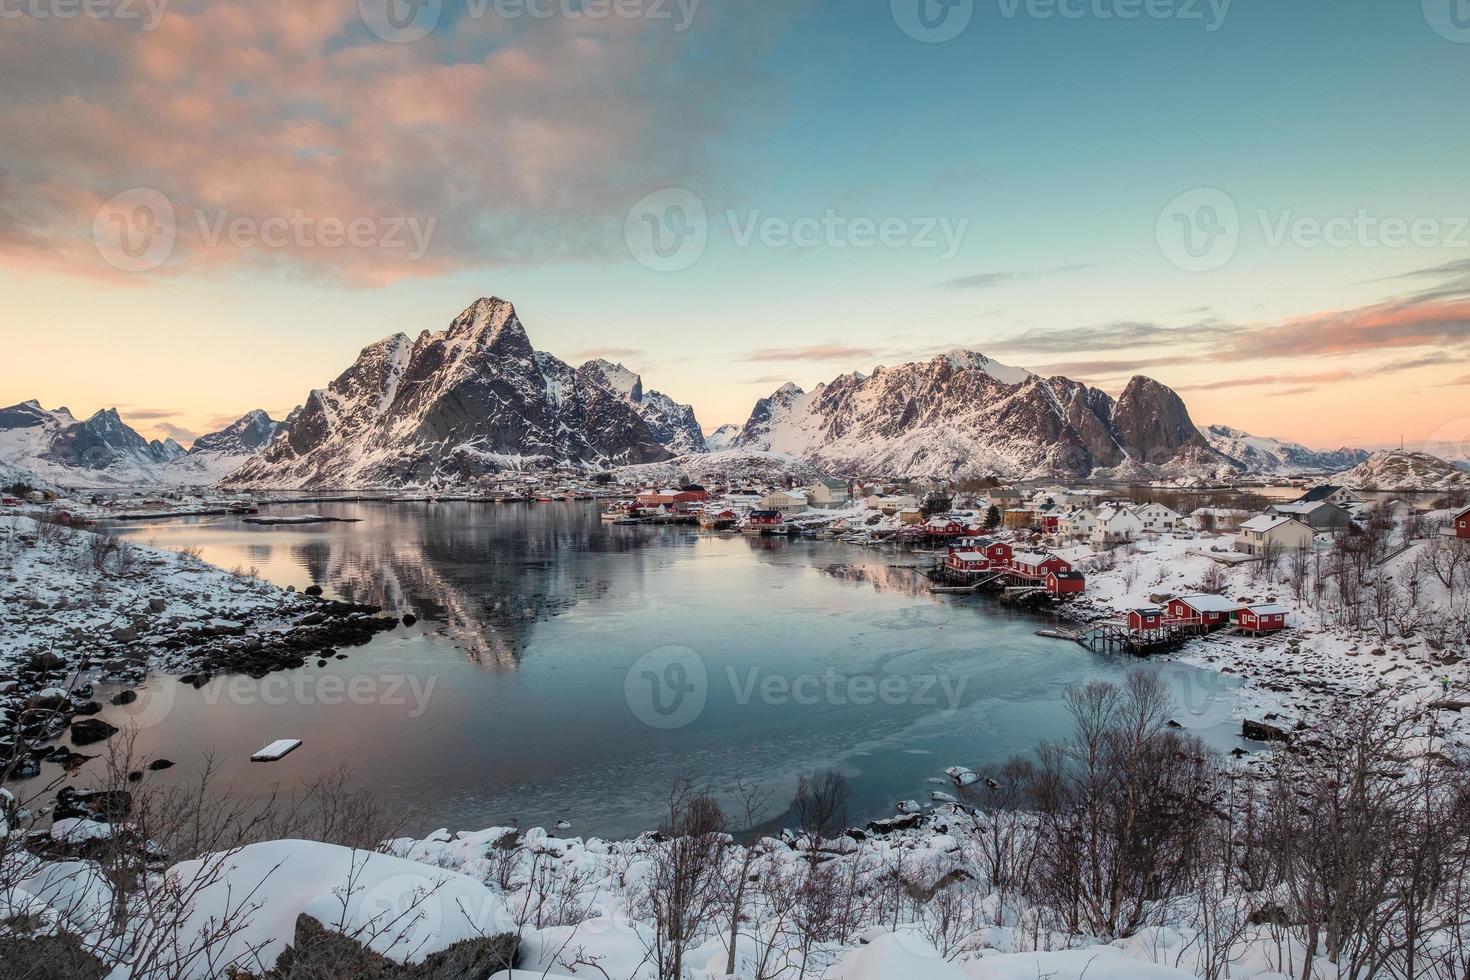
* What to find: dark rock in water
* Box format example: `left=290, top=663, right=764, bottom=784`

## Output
left=111, top=690, right=138, bottom=706
left=867, top=813, right=923, bottom=834
left=146, top=759, right=174, bottom=771
left=71, top=700, right=103, bottom=717
left=70, top=718, right=119, bottom=746
left=54, top=787, right=132, bottom=822
left=1241, top=718, right=1290, bottom=743
left=402, top=613, right=417, bottom=626
left=304, top=585, right=323, bottom=597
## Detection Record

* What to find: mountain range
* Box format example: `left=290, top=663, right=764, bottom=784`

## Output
left=0, top=400, right=280, bottom=488
left=0, top=295, right=1402, bottom=489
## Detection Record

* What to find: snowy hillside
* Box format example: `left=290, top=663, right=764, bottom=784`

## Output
left=1200, top=424, right=1369, bottom=475
left=1334, top=450, right=1470, bottom=491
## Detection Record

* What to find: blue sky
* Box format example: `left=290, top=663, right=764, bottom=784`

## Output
left=2, top=0, right=1468, bottom=450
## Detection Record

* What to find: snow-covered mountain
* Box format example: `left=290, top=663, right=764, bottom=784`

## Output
left=0, top=400, right=186, bottom=486
left=704, top=424, right=741, bottom=452
left=1200, top=424, right=1370, bottom=476
left=1334, top=450, right=1470, bottom=492
left=162, top=410, right=283, bottom=485
left=579, top=360, right=706, bottom=455
left=726, top=353, right=1237, bottom=480
left=225, top=298, right=679, bottom=489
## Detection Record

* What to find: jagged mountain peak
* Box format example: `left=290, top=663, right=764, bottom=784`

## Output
left=928, top=350, right=1033, bottom=385
left=1200, top=423, right=1370, bottom=475
left=224, top=298, right=688, bottom=488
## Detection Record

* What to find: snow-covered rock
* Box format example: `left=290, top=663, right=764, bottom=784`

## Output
left=111, top=840, right=514, bottom=979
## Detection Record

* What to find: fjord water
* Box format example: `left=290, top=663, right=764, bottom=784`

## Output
left=95, top=502, right=1242, bottom=838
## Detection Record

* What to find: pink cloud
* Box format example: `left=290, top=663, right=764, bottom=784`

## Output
left=0, top=1, right=792, bottom=285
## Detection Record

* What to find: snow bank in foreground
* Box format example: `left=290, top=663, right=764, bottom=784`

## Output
left=106, top=840, right=514, bottom=979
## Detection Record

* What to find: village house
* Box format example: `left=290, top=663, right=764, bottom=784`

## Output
left=1057, top=507, right=1098, bottom=542
left=866, top=494, right=918, bottom=515
left=984, top=487, right=1023, bottom=510
left=809, top=478, right=851, bottom=509
left=1234, top=514, right=1316, bottom=556
left=636, top=487, right=707, bottom=509
left=1191, top=507, right=1248, bottom=533
left=944, top=550, right=991, bottom=576
left=1235, top=603, right=1289, bottom=634
left=897, top=508, right=924, bottom=526
left=1165, top=593, right=1241, bottom=631
left=1090, top=506, right=1144, bottom=550
left=923, top=516, right=967, bottom=538
left=1003, top=508, right=1034, bottom=531
left=1296, top=485, right=1364, bottom=507
left=1127, top=607, right=1165, bottom=632
left=1010, top=550, right=1072, bottom=581
left=1453, top=506, right=1470, bottom=539
left=1046, top=569, right=1087, bottom=595
left=1130, top=502, right=1185, bottom=534
left=1267, top=500, right=1354, bottom=531
left=761, top=489, right=810, bottom=514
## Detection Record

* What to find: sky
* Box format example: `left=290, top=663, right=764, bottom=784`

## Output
left=1, top=0, right=1469, bottom=454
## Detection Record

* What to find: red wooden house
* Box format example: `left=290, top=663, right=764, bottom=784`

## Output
left=1455, top=507, right=1470, bottom=539
left=1010, top=551, right=1072, bottom=581
left=984, top=541, right=1013, bottom=565
left=945, top=551, right=991, bottom=575
left=744, top=510, right=784, bottom=529
left=1046, top=570, right=1086, bottom=595
left=923, top=517, right=967, bottom=538
left=1165, top=594, right=1240, bottom=631
left=1127, top=607, right=1165, bottom=632
left=1235, top=603, right=1288, bottom=634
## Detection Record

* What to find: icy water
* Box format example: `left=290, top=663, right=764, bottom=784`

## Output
left=74, top=502, right=1244, bottom=838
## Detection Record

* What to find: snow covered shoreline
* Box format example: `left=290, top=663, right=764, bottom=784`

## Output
left=0, top=516, right=401, bottom=779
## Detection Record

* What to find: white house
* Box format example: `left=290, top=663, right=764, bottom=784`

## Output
left=1131, top=502, right=1185, bottom=534
left=1090, top=506, right=1145, bottom=549
left=1057, top=507, right=1098, bottom=542
left=866, top=494, right=918, bottom=515
left=1234, top=514, right=1316, bottom=556
left=762, top=489, right=810, bottom=514
left=809, top=478, right=851, bottom=509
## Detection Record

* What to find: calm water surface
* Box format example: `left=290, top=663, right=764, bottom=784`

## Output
left=68, top=502, right=1242, bottom=838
